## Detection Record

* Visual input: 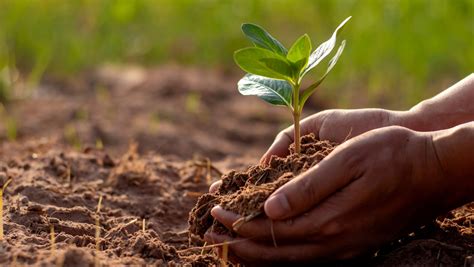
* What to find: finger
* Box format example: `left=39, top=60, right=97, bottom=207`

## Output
left=210, top=205, right=241, bottom=229
left=260, top=114, right=325, bottom=164
left=210, top=206, right=310, bottom=241
left=209, top=180, right=222, bottom=193
left=259, top=127, right=294, bottom=164
left=204, top=232, right=344, bottom=263
left=264, top=143, right=360, bottom=220
left=211, top=200, right=343, bottom=241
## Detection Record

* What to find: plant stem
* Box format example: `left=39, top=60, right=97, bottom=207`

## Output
left=292, top=83, right=301, bottom=155
left=293, top=111, right=301, bottom=154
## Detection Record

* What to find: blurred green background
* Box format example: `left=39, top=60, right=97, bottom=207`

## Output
left=0, top=0, right=472, bottom=109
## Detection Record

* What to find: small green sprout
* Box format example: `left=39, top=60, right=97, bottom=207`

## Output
left=0, top=178, right=12, bottom=240
left=234, top=17, right=351, bottom=154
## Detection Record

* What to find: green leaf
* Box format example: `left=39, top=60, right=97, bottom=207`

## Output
left=299, top=40, right=346, bottom=108
left=237, top=74, right=292, bottom=107
left=259, top=58, right=294, bottom=79
left=326, top=40, right=346, bottom=75
left=301, top=16, right=351, bottom=77
left=287, top=34, right=312, bottom=73
left=241, top=23, right=288, bottom=56
left=234, top=47, right=293, bottom=81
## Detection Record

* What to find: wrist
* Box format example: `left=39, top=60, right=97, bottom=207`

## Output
left=391, top=105, right=446, bottom=132
left=403, top=99, right=474, bottom=132
left=431, top=122, right=474, bottom=207
left=386, top=110, right=421, bottom=130
left=404, top=101, right=442, bottom=131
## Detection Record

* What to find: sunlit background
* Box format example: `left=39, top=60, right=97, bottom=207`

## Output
left=0, top=0, right=473, bottom=153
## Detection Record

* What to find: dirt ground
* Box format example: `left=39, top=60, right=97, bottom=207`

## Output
left=1, top=64, right=302, bottom=159
left=0, top=65, right=472, bottom=266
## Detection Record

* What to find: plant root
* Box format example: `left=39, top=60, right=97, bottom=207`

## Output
left=232, top=212, right=262, bottom=232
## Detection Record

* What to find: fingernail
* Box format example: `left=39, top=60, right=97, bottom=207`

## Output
left=209, top=181, right=222, bottom=193
left=265, top=194, right=290, bottom=219
left=210, top=205, right=222, bottom=218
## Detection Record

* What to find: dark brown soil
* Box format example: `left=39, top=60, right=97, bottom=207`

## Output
left=0, top=65, right=472, bottom=266
left=0, top=141, right=252, bottom=266
left=189, top=133, right=336, bottom=238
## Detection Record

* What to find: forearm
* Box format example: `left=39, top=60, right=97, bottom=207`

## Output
left=432, top=121, right=474, bottom=206
left=403, top=74, right=474, bottom=131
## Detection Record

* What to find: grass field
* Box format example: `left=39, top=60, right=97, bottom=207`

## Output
left=0, top=0, right=473, bottom=108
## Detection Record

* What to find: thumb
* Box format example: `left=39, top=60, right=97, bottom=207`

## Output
left=260, top=114, right=324, bottom=164
left=264, top=145, right=357, bottom=220
left=260, top=127, right=294, bottom=164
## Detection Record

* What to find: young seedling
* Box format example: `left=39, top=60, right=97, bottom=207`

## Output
left=95, top=195, right=103, bottom=267
left=0, top=104, right=18, bottom=141
left=234, top=17, right=351, bottom=154
left=0, top=178, right=12, bottom=240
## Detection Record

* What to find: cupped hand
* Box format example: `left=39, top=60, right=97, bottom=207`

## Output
left=205, top=126, right=453, bottom=263
left=209, top=108, right=407, bottom=193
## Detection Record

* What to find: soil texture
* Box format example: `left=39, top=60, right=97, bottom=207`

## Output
left=0, top=65, right=472, bottom=266
left=0, top=141, right=253, bottom=266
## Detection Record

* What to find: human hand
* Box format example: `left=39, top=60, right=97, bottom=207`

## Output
left=209, top=108, right=407, bottom=193
left=205, top=126, right=455, bottom=263
left=260, top=108, right=409, bottom=163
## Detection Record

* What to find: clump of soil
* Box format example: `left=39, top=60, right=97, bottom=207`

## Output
left=189, top=133, right=336, bottom=238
